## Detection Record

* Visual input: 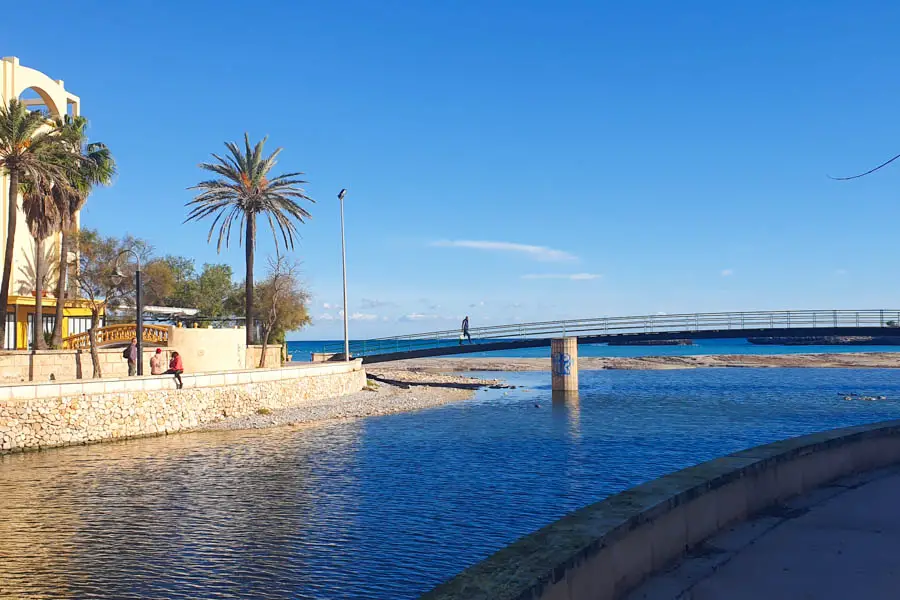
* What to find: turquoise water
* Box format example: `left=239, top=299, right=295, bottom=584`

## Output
left=1, top=368, right=899, bottom=598
left=287, top=338, right=900, bottom=361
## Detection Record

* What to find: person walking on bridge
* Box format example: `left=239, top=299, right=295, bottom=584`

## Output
left=461, top=315, right=472, bottom=344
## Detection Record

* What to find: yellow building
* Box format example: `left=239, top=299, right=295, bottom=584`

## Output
left=1, top=56, right=95, bottom=350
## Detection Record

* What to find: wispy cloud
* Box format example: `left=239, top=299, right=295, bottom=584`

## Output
left=322, top=302, right=336, bottom=310
left=431, top=240, right=576, bottom=262
left=835, top=269, right=848, bottom=276
left=521, top=273, right=601, bottom=281
left=360, top=298, right=394, bottom=309
left=319, top=311, right=377, bottom=321
left=399, top=313, right=456, bottom=322
left=350, top=312, right=378, bottom=321
left=720, top=269, right=734, bottom=277
left=400, top=312, right=436, bottom=322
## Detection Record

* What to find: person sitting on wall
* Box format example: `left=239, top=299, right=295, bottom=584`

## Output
left=165, top=351, right=184, bottom=389
left=150, top=348, right=165, bottom=375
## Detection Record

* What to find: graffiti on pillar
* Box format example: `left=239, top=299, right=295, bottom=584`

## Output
left=552, top=352, right=571, bottom=376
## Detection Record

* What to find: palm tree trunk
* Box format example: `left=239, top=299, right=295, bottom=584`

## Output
left=89, top=309, right=102, bottom=378
left=0, top=170, right=19, bottom=349
left=51, top=229, right=69, bottom=348
left=33, top=238, right=46, bottom=350
left=245, top=214, right=255, bottom=347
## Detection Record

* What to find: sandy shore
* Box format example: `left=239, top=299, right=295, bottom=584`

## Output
left=386, top=352, right=900, bottom=372
left=196, top=369, right=507, bottom=432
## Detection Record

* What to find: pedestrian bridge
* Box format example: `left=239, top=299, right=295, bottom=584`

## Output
left=316, top=309, right=900, bottom=363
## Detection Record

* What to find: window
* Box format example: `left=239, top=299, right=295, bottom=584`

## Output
left=67, top=316, right=92, bottom=336
left=26, top=314, right=56, bottom=349
left=4, top=313, right=14, bottom=350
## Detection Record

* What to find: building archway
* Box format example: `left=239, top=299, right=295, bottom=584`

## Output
left=18, top=85, right=62, bottom=116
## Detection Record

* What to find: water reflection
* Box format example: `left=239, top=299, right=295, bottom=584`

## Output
left=552, top=390, right=581, bottom=441
left=2, top=369, right=900, bottom=599
left=0, top=424, right=366, bottom=599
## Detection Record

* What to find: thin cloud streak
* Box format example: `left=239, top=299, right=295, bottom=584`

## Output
left=431, top=240, right=577, bottom=262
left=521, top=273, right=601, bottom=280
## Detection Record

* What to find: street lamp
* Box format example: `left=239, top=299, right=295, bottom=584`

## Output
left=338, top=188, right=349, bottom=361
left=113, top=248, right=143, bottom=375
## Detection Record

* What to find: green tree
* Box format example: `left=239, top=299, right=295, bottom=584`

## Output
left=68, top=229, right=130, bottom=377
left=196, top=263, right=236, bottom=318
left=0, top=99, right=76, bottom=347
left=186, top=134, right=314, bottom=347
left=50, top=115, right=115, bottom=347
left=254, top=256, right=310, bottom=367
left=142, top=258, right=176, bottom=307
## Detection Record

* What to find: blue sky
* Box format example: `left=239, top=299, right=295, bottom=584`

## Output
left=6, top=1, right=900, bottom=339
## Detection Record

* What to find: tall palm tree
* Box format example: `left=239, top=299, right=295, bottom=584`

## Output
left=186, top=134, right=313, bottom=347
left=0, top=99, right=74, bottom=348
left=22, top=185, right=64, bottom=349
left=49, top=116, right=115, bottom=348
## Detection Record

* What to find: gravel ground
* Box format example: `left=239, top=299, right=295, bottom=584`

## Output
left=195, top=370, right=507, bottom=432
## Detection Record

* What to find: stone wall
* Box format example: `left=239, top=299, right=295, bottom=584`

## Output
left=0, top=348, right=162, bottom=384
left=246, top=344, right=283, bottom=368
left=169, top=326, right=247, bottom=373
left=0, top=360, right=366, bottom=452
left=422, top=419, right=900, bottom=600
left=0, top=340, right=285, bottom=384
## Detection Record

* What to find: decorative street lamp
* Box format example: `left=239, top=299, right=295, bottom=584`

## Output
left=113, top=248, right=143, bottom=375
left=338, top=188, right=350, bottom=361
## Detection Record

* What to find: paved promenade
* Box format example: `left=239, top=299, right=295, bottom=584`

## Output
left=628, top=465, right=900, bottom=600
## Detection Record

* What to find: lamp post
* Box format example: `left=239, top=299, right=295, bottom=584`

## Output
left=338, top=188, right=349, bottom=361
left=114, top=249, right=143, bottom=375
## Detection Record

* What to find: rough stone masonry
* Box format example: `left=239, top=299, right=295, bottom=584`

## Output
left=0, top=362, right=366, bottom=452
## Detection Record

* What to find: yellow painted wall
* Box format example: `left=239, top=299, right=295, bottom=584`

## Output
left=6, top=296, right=97, bottom=349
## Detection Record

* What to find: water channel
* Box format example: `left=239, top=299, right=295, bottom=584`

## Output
left=2, top=368, right=899, bottom=598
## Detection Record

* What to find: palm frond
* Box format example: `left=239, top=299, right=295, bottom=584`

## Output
left=185, top=133, right=316, bottom=252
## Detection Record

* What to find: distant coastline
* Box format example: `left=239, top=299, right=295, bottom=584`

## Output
left=384, top=352, right=900, bottom=372
left=748, top=336, right=900, bottom=346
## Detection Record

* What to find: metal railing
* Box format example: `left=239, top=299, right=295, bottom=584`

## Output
left=61, top=324, right=170, bottom=350
left=322, top=309, right=900, bottom=358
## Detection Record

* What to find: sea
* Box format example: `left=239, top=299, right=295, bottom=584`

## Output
left=287, top=338, right=900, bottom=361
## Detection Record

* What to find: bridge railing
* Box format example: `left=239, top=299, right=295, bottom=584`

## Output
left=322, top=309, right=900, bottom=358
left=61, top=324, right=170, bottom=350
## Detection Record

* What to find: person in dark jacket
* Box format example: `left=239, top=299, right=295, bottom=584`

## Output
left=461, top=316, right=472, bottom=344
left=126, top=338, right=138, bottom=376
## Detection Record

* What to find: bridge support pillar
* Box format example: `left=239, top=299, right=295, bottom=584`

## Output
left=551, top=337, right=578, bottom=392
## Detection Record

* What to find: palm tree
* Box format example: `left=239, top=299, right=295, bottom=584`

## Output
left=186, top=134, right=313, bottom=347
left=22, top=185, right=64, bottom=349
left=49, top=116, right=115, bottom=348
left=0, top=99, right=74, bottom=348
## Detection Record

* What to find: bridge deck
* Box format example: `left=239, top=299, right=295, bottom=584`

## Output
left=317, top=310, right=900, bottom=363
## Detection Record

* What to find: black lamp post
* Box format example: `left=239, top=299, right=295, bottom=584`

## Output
left=114, top=249, right=143, bottom=375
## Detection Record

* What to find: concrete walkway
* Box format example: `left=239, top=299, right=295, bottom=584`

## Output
left=627, top=465, right=900, bottom=600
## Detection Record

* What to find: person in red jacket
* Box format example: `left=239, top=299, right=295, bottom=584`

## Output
left=165, top=351, right=184, bottom=389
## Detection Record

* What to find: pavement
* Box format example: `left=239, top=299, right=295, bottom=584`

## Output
left=626, top=465, right=900, bottom=600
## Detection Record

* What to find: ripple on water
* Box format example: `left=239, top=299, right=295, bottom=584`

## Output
left=2, top=368, right=900, bottom=599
